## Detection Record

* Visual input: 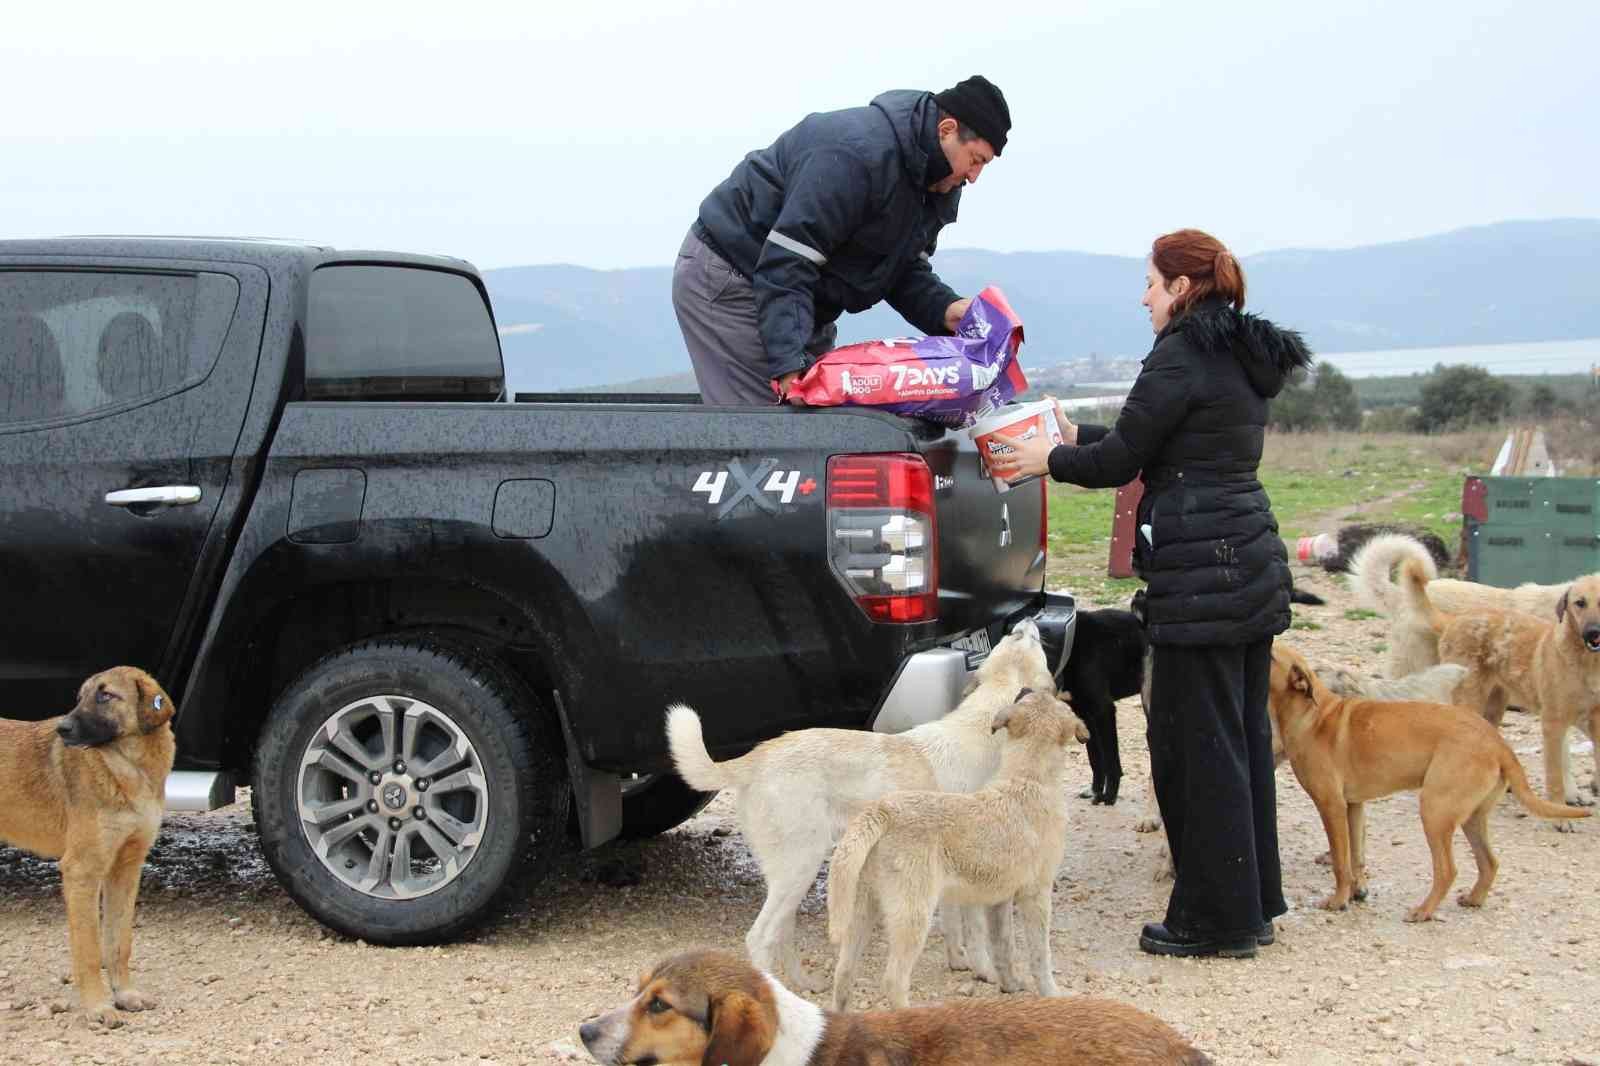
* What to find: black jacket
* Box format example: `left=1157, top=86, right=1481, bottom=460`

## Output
left=1049, top=300, right=1313, bottom=646
left=695, top=90, right=962, bottom=378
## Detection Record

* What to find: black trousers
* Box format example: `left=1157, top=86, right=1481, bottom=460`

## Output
left=1147, top=638, right=1286, bottom=937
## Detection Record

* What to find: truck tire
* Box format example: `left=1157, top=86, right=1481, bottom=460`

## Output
left=252, top=639, right=569, bottom=945
left=616, top=773, right=716, bottom=840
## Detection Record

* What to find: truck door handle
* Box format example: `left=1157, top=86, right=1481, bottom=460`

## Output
left=105, top=485, right=203, bottom=507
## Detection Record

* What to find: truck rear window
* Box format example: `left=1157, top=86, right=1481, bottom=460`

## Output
left=306, top=265, right=504, bottom=401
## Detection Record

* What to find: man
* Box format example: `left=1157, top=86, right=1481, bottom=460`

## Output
left=673, top=75, right=1010, bottom=406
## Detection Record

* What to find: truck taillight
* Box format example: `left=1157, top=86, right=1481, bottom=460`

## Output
left=826, top=453, right=938, bottom=623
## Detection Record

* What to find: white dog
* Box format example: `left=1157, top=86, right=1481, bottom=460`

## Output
left=666, top=619, right=1055, bottom=993
left=826, top=688, right=1085, bottom=1010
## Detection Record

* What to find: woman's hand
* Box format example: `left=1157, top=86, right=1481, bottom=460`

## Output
left=1044, top=395, right=1079, bottom=444
left=986, top=429, right=1057, bottom=483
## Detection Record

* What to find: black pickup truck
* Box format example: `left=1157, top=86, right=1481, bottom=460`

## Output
left=0, top=237, right=1075, bottom=944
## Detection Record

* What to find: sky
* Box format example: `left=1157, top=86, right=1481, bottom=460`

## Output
left=4, top=0, right=1596, bottom=271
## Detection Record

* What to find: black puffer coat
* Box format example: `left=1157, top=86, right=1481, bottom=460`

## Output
left=1049, top=299, right=1313, bottom=646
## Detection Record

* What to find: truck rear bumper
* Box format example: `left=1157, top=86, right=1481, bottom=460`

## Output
left=871, top=592, right=1077, bottom=734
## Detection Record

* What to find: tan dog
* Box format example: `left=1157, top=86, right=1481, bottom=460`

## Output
left=1268, top=646, right=1587, bottom=922
left=578, top=948, right=1213, bottom=1066
left=0, top=667, right=176, bottom=1026
left=825, top=689, right=1085, bottom=1011
left=1401, top=559, right=1600, bottom=822
left=666, top=619, right=1055, bottom=991
left=1350, top=533, right=1572, bottom=677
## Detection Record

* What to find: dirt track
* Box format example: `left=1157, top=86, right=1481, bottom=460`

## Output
left=1, top=563, right=1598, bottom=1065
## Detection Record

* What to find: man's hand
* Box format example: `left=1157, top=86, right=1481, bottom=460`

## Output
left=944, top=297, right=973, bottom=333
left=773, top=369, right=807, bottom=405
left=985, top=429, right=1058, bottom=483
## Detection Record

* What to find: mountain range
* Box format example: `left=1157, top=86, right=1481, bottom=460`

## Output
left=483, top=218, right=1600, bottom=393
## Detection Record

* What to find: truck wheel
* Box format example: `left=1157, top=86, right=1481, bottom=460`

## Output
left=616, top=772, right=716, bottom=839
left=252, top=639, right=569, bottom=945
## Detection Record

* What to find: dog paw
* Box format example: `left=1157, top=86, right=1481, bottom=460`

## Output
left=83, top=1004, right=124, bottom=1029
left=114, top=988, right=156, bottom=1012
left=999, top=972, right=1027, bottom=994
left=971, top=963, right=1000, bottom=985
left=1317, top=894, right=1350, bottom=912
left=1566, top=793, right=1597, bottom=807
left=1313, top=850, right=1332, bottom=866
left=1134, top=816, right=1162, bottom=833
left=1352, top=886, right=1369, bottom=902
left=1554, top=820, right=1578, bottom=833
left=1078, top=786, right=1095, bottom=800
left=1403, top=906, right=1435, bottom=923
left=1456, top=891, right=1485, bottom=909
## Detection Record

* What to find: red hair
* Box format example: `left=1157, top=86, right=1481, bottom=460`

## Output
left=1151, top=228, right=1246, bottom=319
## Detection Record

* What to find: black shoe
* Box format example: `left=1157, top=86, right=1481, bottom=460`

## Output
left=1139, top=922, right=1258, bottom=959
left=1255, top=920, right=1275, bottom=946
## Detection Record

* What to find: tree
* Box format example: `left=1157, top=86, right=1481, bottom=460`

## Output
left=1525, top=383, right=1558, bottom=419
left=1414, top=364, right=1515, bottom=432
left=1312, top=364, right=1362, bottom=430
left=1268, top=364, right=1360, bottom=431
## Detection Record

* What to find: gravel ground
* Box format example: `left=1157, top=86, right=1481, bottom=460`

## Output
left=1, top=563, right=1597, bottom=1065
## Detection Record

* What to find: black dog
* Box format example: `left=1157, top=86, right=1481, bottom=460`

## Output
left=1060, top=605, right=1147, bottom=805
left=1072, top=576, right=1320, bottom=806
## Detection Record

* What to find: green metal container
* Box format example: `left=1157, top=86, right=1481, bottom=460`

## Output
left=1463, top=475, right=1600, bottom=587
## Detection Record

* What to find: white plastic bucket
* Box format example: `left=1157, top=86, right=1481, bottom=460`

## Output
left=969, top=400, right=1063, bottom=494
left=1296, top=532, right=1337, bottom=563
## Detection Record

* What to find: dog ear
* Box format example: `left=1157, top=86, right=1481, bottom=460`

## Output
left=135, top=673, right=175, bottom=734
left=1289, top=663, right=1313, bottom=697
left=701, top=991, right=772, bottom=1066
left=1014, top=687, right=1033, bottom=702
left=1557, top=588, right=1570, bottom=622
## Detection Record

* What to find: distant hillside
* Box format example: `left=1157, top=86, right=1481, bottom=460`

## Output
left=484, top=218, right=1600, bottom=393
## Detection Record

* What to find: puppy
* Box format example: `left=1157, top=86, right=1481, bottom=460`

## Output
left=0, top=667, right=177, bottom=1026
left=1402, top=559, right=1600, bottom=822
left=579, top=949, right=1213, bottom=1066
left=826, top=689, right=1085, bottom=1011
left=1349, top=533, right=1572, bottom=678
left=1268, top=646, right=1588, bottom=922
left=666, top=620, right=1055, bottom=991
left=1059, top=606, right=1146, bottom=805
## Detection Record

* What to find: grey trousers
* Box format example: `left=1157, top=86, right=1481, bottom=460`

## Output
left=671, top=227, right=836, bottom=406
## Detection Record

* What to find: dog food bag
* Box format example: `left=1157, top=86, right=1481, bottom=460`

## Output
left=969, top=399, right=1065, bottom=493
left=782, top=286, right=1028, bottom=426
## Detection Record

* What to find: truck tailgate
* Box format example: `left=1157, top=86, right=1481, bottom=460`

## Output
left=917, top=426, right=1048, bottom=640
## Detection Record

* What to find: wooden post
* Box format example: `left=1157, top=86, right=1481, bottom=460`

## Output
left=1108, top=478, right=1145, bottom=578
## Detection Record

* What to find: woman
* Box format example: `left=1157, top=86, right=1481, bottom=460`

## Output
left=989, top=228, right=1310, bottom=958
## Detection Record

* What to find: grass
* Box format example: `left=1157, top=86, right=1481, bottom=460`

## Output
left=1343, top=608, right=1380, bottom=621
left=1044, top=426, right=1563, bottom=603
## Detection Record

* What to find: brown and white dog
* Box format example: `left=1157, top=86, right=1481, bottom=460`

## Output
left=1349, top=533, right=1573, bottom=678
left=578, top=949, right=1213, bottom=1066
left=1401, top=559, right=1600, bottom=822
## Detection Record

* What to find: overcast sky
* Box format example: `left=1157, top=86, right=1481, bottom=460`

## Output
left=4, top=0, right=1595, bottom=270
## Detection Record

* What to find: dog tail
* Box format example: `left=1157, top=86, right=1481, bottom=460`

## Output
left=1500, top=748, right=1593, bottom=821
left=1290, top=587, right=1326, bottom=606
left=826, top=805, right=892, bottom=946
left=1397, top=555, right=1450, bottom=636
left=1349, top=533, right=1436, bottom=616
left=664, top=704, right=740, bottom=792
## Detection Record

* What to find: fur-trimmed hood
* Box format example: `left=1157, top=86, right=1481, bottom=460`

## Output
left=1163, top=299, right=1313, bottom=399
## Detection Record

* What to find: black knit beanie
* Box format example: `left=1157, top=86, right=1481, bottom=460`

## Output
left=933, top=75, right=1010, bottom=156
